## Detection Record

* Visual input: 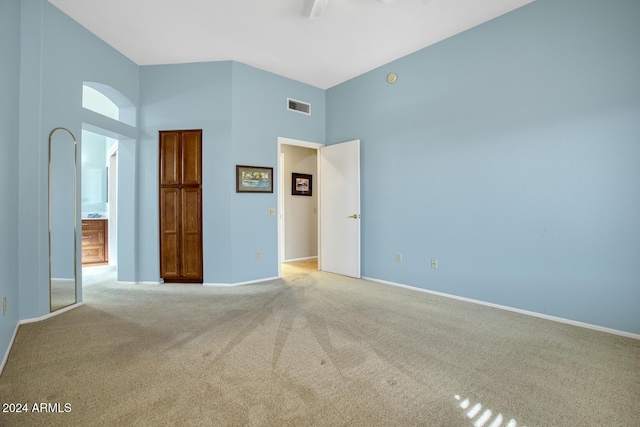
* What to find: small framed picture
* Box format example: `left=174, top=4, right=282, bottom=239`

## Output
left=236, top=165, right=273, bottom=193
left=292, top=173, right=312, bottom=196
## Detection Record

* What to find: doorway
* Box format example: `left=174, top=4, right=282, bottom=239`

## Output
left=277, top=137, right=362, bottom=279
left=277, top=138, right=323, bottom=278
left=81, top=129, right=118, bottom=286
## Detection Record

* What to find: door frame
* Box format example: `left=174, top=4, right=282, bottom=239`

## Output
left=277, top=137, right=324, bottom=278
left=107, top=144, right=118, bottom=267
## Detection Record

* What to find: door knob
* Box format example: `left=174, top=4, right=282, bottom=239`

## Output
left=347, top=214, right=360, bottom=219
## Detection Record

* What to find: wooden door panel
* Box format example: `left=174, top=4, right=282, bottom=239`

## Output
left=181, top=188, right=202, bottom=280
left=161, top=234, right=180, bottom=278
left=81, top=229, right=104, bottom=246
left=159, top=129, right=203, bottom=283
left=182, top=234, right=201, bottom=279
left=182, top=130, right=202, bottom=186
left=160, top=187, right=181, bottom=278
left=159, top=131, right=181, bottom=185
left=81, top=246, right=105, bottom=264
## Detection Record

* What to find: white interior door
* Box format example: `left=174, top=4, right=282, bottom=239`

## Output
left=319, top=139, right=360, bottom=278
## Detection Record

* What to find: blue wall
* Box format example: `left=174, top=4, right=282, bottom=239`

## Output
left=3, top=0, right=638, bottom=372
left=17, top=0, right=139, bottom=319
left=327, top=0, right=640, bottom=333
left=0, top=0, right=21, bottom=361
left=139, top=61, right=234, bottom=283
left=230, top=62, right=325, bottom=283
left=138, top=61, right=325, bottom=284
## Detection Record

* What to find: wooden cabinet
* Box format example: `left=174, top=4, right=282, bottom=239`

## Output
left=159, top=130, right=203, bottom=283
left=81, top=219, right=108, bottom=265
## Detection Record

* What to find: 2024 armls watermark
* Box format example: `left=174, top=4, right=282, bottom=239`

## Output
left=3, top=402, right=72, bottom=413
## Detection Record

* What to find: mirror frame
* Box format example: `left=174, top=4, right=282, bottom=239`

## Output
left=48, top=127, right=78, bottom=312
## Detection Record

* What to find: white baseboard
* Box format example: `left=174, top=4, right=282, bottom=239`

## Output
left=204, top=276, right=279, bottom=287
left=19, top=302, right=85, bottom=325
left=1, top=302, right=84, bottom=377
left=0, top=323, right=19, bottom=377
left=363, top=276, right=640, bottom=340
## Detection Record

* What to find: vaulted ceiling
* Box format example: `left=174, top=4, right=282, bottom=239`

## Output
left=49, top=0, right=534, bottom=89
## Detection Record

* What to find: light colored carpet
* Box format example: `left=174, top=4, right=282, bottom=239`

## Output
left=1, top=271, right=638, bottom=426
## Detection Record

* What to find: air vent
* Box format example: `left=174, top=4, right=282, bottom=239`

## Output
left=287, top=98, right=311, bottom=115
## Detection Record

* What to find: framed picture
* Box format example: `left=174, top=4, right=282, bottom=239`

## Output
left=236, top=165, right=273, bottom=193
left=292, top=173, right=312, bottom=196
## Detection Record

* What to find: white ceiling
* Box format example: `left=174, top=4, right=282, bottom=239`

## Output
left=48, top=0, right=534, bottom=89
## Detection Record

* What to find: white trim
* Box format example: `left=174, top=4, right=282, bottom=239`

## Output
left=283, top=256, right=318, bottom=263
left=363, top=277, right=640, bottom=340
left=316, top=148, right=322, bottom=272
left=0, top=323, right=19, bottom=377
left=204, top=276, right=279, bottom=287
left=278, top=137, right=323, bottom=150
left=279, top=151, right=285, bottom=270
left=1, top=302, right=85, bottom=376
left=20, top=302, right=85, bottom=325
left=107, top=141, right=118, bottom=158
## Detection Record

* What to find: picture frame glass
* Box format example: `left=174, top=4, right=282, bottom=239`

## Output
left=292, top=173, right=312, bottom=196
left=236, top=165, right=273, bottom=193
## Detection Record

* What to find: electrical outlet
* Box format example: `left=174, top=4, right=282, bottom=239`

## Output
left=3, top=297, right=6, bottom=316
left=431, top=258, right=438, bottom=269
left=255, top=251, right=261, bottom=260
left=396, top=252, right=402, bottom=263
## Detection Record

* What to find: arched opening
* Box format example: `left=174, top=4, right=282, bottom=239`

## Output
left=82, top=82, right=136, bottom=126
left=80, top=83, right=136, bottom=286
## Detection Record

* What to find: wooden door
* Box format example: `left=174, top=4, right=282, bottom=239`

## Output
left=159, top=130, right=203, bottom=283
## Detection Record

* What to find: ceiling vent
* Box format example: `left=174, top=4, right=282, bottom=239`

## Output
left=287, top=98, right=311, bottom=115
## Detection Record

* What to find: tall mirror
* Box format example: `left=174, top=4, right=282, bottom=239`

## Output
left=49, top=127, right=78, bottom=312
